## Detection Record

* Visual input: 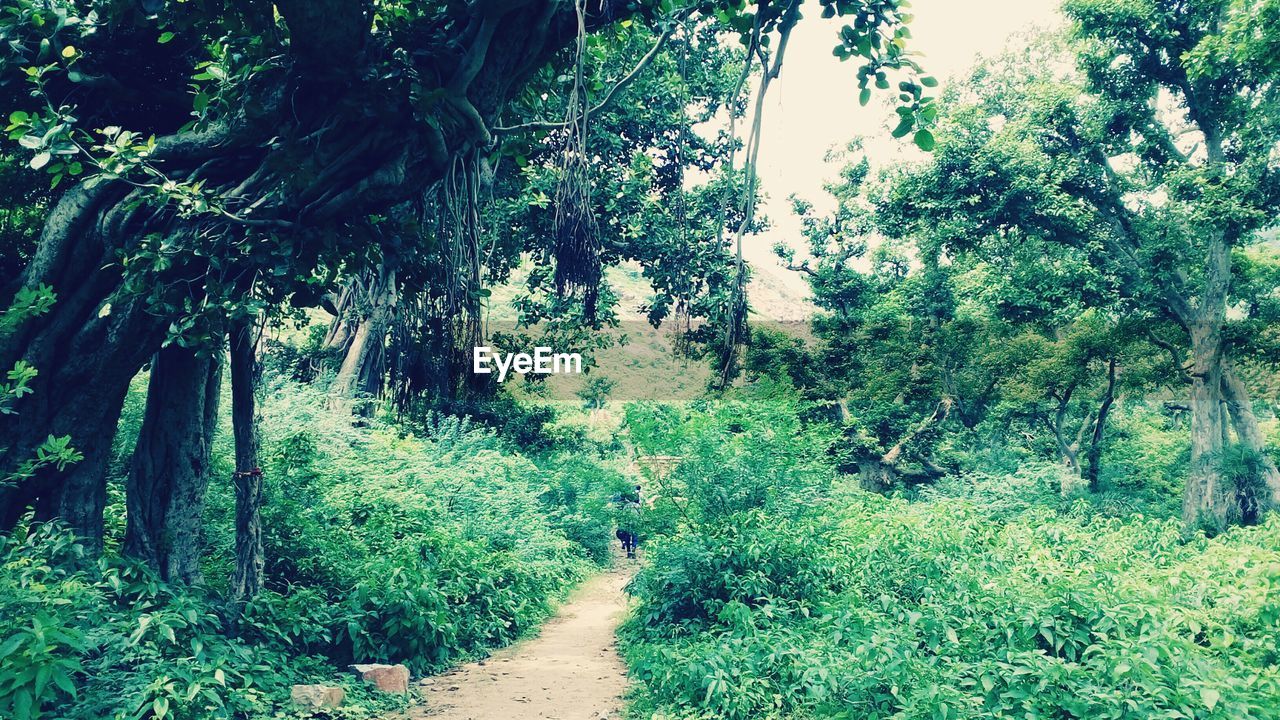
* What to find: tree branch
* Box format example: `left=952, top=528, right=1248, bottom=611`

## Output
left=493, top=25, right=674, bottom=136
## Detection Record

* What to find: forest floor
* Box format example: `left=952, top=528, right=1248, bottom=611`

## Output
left=405, top=560, right=637, bottom=720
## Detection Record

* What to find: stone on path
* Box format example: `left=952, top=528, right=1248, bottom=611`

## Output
left=350, top=663, right=411, bottom=694
left=290, top=684, right=345, bottom=708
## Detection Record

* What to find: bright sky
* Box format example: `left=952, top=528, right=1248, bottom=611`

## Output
left=746, top=0, right=1065, bottom=299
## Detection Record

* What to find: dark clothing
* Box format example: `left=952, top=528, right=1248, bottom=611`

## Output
left=616, top=528, right=637, bottom=558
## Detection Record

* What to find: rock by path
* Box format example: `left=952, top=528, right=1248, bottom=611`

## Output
left=406, top=563, right=636, bottom=720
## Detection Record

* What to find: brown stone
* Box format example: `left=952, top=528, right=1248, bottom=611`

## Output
left=290, top=684, right=345, bottom=708
left=349, top=663, right=411, bottom=694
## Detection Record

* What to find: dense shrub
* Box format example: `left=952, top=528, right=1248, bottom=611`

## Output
left=198, top=378, right=606, bottom=673
left=0, top=523, right=407, bottom=720
left=623, top=483, right=1280, bottom=720
left=3, top=373, right=619, bottom=719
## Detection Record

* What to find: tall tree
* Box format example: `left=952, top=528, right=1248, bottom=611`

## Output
left=229, top=318, right=263, bottom=601
left=880, top=9, right=1280, bottom=530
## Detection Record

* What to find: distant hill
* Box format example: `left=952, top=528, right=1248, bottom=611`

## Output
left=487, top=253, right=816, bottom=404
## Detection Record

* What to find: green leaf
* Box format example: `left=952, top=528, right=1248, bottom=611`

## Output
left=913, top=129, right=935, bottom=151
left=1201, top=688, right=1220, bottom=711
left=157, top=31, right=175, bottom=44
left=30, top=152, right=51, bottom=170
left=920, top=76, right=939, bottom=87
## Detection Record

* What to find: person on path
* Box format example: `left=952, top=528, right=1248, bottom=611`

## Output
left=614, top=484, right=644, bottom=559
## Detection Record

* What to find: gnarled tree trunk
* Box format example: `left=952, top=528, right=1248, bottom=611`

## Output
left=857, top=397, right=951, bottom=493
left=124, top=344, right=222, bottom=583
left=0, top=180, right=177, bottom=553
left=328, top=262, right=398, bottom=413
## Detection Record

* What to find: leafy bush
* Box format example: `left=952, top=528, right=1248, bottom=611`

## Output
left=624, top=486, right=1280, bottom=720
left=3, top=370, right=620, bottom=719
left=198, top=377, right=603, bottom=674
left=0, top=524, right=390, bottom=720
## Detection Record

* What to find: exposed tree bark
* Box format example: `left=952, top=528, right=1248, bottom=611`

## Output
left=858, top=397, right=951, bottom=493
left=229, top=319, right=263, bottom=602
left=1181, top=236, right=1236, bottom=532
left=1223, top=363, right=1280, bottom=507
left=124, top=345, right=222, bottom=583
left=0, top=179, right=176, bottom=552
left=1042, top=383, right=1084, bottom=490
left=1083, top=358, right=1117, bottom=492
left=329, top=262, right=398, bottom=413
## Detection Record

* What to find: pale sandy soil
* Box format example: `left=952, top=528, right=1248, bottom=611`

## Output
left=405, top=563, right=637, bottom=720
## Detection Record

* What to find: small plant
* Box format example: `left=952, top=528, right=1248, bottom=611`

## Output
left=576, top=375, right=617, bottom=410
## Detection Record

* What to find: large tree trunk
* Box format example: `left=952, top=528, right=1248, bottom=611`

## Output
left=0, top=180, right=174, bottom=553
left=229, top=320, right=264, bottom=602
left=124, top=345, right=222, bottom=583
left=1183, top=308, right=1236, bottom=531
left=329, top=264, right=398, bottom=413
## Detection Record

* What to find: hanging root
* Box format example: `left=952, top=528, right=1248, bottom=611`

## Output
left=553, top=157, right=602, bottom=318
left=551, top=0, right=603, bottom=320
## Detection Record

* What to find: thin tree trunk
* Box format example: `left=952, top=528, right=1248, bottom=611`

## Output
left=1083, top=358, right=1117, bottom=492
left=124, top=345, right=222, bottom=583
left=229, top=319, right=264, bottom=602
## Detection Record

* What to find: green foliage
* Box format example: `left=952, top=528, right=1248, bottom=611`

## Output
left=0, top=523, right=397, bottom=720
left=2, top=367, right=625, bottom=719
left=625, top=381, right=839, bottom=525
left=197, top=377, right=607, bottom=674
left=624, top=473, right=1280, bottom=720
left=576, top=374, right=617, bottom=410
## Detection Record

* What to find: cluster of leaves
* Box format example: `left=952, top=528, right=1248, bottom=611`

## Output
left=624, top=379, right=841, bottom=526
left=194, top=375, right=627, bottom=674
left=621, top=396, right=1280, bottom=719
left=2, top=364, right=633, bottom=720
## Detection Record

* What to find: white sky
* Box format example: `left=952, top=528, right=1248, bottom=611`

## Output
left=745, top=0, right=1065, bottom=299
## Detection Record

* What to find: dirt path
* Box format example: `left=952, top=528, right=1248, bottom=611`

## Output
left=408, top=563, right=636, bottom=720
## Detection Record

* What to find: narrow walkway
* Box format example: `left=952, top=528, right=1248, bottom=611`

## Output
left=409, top=563, right=636, bottom=720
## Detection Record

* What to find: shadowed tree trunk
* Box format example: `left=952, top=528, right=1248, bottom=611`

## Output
left=124, top=345, right=222, bottom=583
left=229, top=319, right=264, bottom=602
left=1083, top=358, right=1117, bottom=492
left=0, top=180, right=176, bottom=554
